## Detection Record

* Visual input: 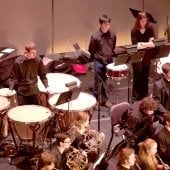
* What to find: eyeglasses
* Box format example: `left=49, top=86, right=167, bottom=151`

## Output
left=64, top=140, right=71, bottom=144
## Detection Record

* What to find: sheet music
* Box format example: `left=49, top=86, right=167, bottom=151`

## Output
left=1, top=48, right=15, bottom=53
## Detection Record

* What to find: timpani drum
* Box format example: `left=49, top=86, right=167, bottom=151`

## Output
left=106, top=63, right=128, bottom=80
left=7, top=105, right=52, bottom=146
left=38, top=73, right=81, bottom=106
left=156, top=56, right=170, bottom=74
left=0, top=88, right=17, bottom=107
left=48, top=92, right=96, bottom=131
left=0, top=96, right=10, bottom=113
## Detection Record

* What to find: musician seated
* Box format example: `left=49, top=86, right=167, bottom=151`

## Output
left=122, top=97, right=163, bottom=141
left=61, top=146, right=89, bottom=170
left=156, top=112, right=170, bottom=165
left=138, top=138, right=169, bottom=170
left=116, top=148, right=139, bottom=170
left=36, top=151, right=56, bottom=170
left=50, top=133, right=71, bottom=169
left=67, top=111, right=105, bottom=163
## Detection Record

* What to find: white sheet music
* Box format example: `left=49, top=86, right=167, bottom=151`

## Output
left=1, top=48, right=15, bottom=53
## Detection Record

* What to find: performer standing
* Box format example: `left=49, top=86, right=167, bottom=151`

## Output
left=88, top=14, right=116, bottom=107
left=9, top=42, right=51, bottom=105
left=131, top=11, right=155, bottom=102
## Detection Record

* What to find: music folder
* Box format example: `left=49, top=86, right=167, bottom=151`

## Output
left=55, top=87, right=80, bottom=106
left=114, top=53, right=129, bottom=66
left=128, top=51, right=145, bottom=64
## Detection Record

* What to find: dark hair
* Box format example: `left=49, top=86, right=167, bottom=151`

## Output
left=139, top=97, right=158, bottom=112
left=99, top=14, right=111, bottom=24
left=55, top=133, right=70, bottom=146
left=134, top=11, right=149, bottom=29
left=162, top=63, right=170, bottom=74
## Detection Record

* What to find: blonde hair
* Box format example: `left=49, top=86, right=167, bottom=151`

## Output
left=138, top=138, right=158, bottom=170
left=75, top=111, right=90, bottom=128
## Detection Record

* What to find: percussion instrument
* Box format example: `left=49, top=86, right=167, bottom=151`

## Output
left=48, top=92, right=96, bottom=131
left=106, top=63, right=128, bottom=80
left=7, top=105, right=52, bottom=147
left=38, top=73, right=81, bottom=106
left=0, top=96, right=10, bottom=112
left=0, top=88, right=17, bottom=107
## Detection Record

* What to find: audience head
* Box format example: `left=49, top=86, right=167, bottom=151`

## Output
left=99, top=14, right=111, bottom=33
left=138, top=138, right=158, bottom=170
left=37, top=151, right=55, bottom=170
left=134, top=11, right=149, bottom=29
left=117, top=148, right=136, bottom=168
left=61, top=146, right=88, bottom=170
left=24, top=42, right=37, bottom=59
left=139, top=97, right=158, bottom=115
left=162, top=63, right=170, bottom=81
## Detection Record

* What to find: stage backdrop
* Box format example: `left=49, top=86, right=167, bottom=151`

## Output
left=0, top=0, right=170, bottom=56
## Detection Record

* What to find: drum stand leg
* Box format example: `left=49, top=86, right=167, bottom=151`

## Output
left=115, top=79, right=121, bottom=104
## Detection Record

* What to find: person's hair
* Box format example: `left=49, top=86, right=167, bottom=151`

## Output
left=117, top=148, right=135, bottom=165
left=134, top=11, right=149, bottom=29
left=139, top=97, right=158, bottom=112
left=138, top=138, right=158, bottom=170
left=55, top=133, right=70, bottom=146
left=99, top=14, right=111, bottom=24
left=75, top=111, right=90, bottom=128
left=25, top=42, right=36, bottom=52
left=37, top=151, right=55, bottom=170
left=61, top=146, right=88, bottom=170
left=161, top=63, right=170, bottom=74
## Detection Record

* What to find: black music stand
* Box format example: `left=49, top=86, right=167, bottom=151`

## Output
left=114, top=53, right=129, bottom=66
left=55, top=87, right=80, bottom=106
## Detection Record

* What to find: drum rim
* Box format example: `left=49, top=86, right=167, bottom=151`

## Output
left=48, top=92, right=97, bottom=111
left=7, top=105, right=52, bottom=123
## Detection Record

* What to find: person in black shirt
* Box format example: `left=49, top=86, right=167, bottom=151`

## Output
left=9, top=42, right=51, bottom=105
left=152, top=63, right=170, bottom=114
left=131, top=11, right=155, bottom=102
left=88, top=14, right=116, bottom=107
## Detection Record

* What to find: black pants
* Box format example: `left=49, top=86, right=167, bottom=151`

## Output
left=132, top=61, right=150, bottom=101
left=17, top=94, right=40, bottom=105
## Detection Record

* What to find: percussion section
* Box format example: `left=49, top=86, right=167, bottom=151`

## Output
left=7, top=105, right=52, bottom=148
left=0, top=88, right=17, bottom=107
left=0, top=96, right=10, bottom=112
left=38, top=73, right=81, bottom=94
left=106, top=63, right=129, bottom=80
left=48, top=92, right=96, bottom=131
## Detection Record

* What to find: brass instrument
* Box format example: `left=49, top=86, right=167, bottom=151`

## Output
left=66, top=148, right=88, bottom=170
left=79, top=128, right=105, bottom=153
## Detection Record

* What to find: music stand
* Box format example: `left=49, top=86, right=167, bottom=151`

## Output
left=156, top=44, right=170, bottom=59
left=55, top=87, right=80, bottom=106
left=114, top=53, right=129, bottom=66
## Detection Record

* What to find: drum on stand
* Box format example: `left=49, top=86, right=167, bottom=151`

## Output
left=106, top=63, right=128, bottom=80
left=38, top=73, right=81, bottom=106
left=48, top=92, right=96, bottom=132
left=0, top=96, right=10, bottom=138
left=7, top=105, right=52, bottom=151
left=0, top=88, right=17, bottom=107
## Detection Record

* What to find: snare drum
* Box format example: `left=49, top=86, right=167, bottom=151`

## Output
left=8, top=105, right=52, bottom=144
left=38, top=73, right=81, bottom=106
left=0, top=88, right=17, bottom=107
left=156, top=56, right=170, bottom=74
left=48, top=92, right=96, bottom=131
left=106, top=63, right=128, bottom=79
